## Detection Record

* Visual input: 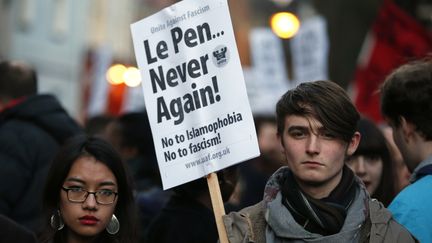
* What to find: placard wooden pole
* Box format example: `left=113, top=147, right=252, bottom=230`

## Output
left=207, top=172, right=229, bottom=243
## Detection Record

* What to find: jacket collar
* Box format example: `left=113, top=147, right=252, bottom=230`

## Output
left=410, top=155, right=432, bottom=183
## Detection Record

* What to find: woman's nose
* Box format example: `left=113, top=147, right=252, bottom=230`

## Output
left=82, top=193, right=98, bottom=209
left=354, top=156, right=367, bottom=175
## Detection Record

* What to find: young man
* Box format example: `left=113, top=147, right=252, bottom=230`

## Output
left=223, top=80, right=415, bottom=242
left=381, top=59, right=432, bottom=243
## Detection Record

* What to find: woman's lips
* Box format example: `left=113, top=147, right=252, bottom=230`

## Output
left=79, top=215, right=99, bottom=225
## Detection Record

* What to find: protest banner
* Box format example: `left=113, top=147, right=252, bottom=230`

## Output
left=131, top=0, right=259, bottom=189
left=131, top=0, right=260, bottom=240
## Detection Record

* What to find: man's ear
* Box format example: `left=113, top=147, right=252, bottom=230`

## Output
left=400, top=116, right=416, bottom=142
left=347, top=131, right=361, bottom=156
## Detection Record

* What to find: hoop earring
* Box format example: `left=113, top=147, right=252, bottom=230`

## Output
left=106, top=214, right=120, bottom=235
left=50, top=210, right=64, bottom=230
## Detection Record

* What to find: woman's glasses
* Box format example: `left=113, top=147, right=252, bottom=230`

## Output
left=62, top=187, right=118, bottom=205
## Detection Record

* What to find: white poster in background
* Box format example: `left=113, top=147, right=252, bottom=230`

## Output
left=131, top=0, right=260, bottom=189
left=247, top=28, right=290, bottom=115
left=87, top=46, right=112, bottom=117
left=122, top=85, right=146, bottom=113
left=290, top=16, right=329, bottom=85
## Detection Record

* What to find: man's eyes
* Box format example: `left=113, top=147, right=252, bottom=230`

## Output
left=320, top=132, right=336, bottom=139
left=288, top=130, right=335, bottom=139
left=289, top=130, right=306, bottom=138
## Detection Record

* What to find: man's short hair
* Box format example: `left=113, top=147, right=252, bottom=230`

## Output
left=276, top=80, right=360, bottom=143
left=0, top=60, right=37, bottom=101
left=380, top=58, right=432, bottom=140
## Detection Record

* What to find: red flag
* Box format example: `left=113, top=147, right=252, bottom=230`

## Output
left=354, top=0, right=432, bottom=122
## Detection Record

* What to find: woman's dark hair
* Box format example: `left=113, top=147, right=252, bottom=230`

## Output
left=352, top=117, right=397, bottom=206
left=38, top=135, right=137, bottom=243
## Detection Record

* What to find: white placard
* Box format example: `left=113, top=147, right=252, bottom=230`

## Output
left=247, top=28, right=290, bottom=115
left=131, top=0, right=260, bottom=189
left=290, top=16, right=329, bottom=84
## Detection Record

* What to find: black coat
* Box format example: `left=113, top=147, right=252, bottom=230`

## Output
left=144, top=193, right=218, bottom=243
left=0, top=94, right=82, bottom=232
left=0, top=214, right=37, bottom=243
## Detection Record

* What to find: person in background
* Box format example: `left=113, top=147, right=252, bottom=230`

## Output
left=144, top=166, right=238, bottom=243
left=255, top=115, right=286, bottom=174
left=104, top=111, right=162, bottom=191
left=346, top=117, right=397, bottom=206
left=38, top=135, right=138, bottom=243
left=381, top=126, right=411, bottom=193
left=381, top=58, right=432, bottom=243
left=103, top=111, right=171, bottom=241
left=223, top=80, right=416, bottom=242
left=0, top=60, right=82, bottom=232
left=84, top=114, right=114, bottom=138
left=230, top=115, right=285, bottom=211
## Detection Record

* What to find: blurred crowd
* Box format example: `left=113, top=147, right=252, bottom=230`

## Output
left=1, top=57, right=431, bottom=243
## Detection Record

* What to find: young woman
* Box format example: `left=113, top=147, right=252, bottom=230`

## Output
left=38, top=135, right=137, bottom=243
left=346, top=117, right=397, bottom=206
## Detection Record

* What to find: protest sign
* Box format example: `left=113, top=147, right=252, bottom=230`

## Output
left=290, top=15, right=329, bottom=84
left=247, top=28, right=290, bottom=115
left=131, top=0, right=260, bottom=190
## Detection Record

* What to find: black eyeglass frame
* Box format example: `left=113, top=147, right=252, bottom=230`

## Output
left=61, top=186, right=118, bottom=205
